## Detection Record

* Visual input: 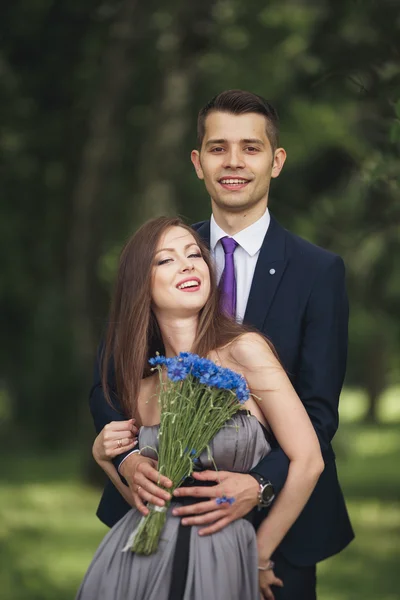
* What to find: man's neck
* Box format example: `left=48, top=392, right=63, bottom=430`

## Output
left=211, top=201, right=268, bottom=235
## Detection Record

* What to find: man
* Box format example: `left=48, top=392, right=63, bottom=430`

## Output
left=90, top=90, right=354, bottom=599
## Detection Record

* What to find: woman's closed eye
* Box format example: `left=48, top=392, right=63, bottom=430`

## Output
left=157, top=257, right=172, bottom=265
left=157, top=252, right=202, bottom=266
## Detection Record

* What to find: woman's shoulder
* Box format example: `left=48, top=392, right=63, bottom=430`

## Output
left=226, top=332, right=275, bottom=367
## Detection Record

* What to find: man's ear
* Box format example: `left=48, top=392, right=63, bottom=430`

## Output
left=191, top=150, right=204, bottom=180
left=271, top=147, right=287, bottom=179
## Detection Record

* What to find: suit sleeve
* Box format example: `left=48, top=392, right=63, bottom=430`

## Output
left=89, top=342, right=132, bottom=471
left=250, top=255, right=349, bottom=494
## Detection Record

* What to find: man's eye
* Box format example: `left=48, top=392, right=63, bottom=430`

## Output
left=210, top=147, right=224, bottom=153
left=245, top=147, right=259, bottom=152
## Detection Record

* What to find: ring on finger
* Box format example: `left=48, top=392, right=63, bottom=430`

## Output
left=137, top=485, right=142, bottom=494
left=117, top=439, right=123, bottom=449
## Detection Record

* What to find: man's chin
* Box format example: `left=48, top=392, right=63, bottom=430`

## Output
left=212, top=194, right=254, bottom=212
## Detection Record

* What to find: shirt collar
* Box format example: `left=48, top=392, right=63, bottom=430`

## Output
left=210, top=208, right=270, bottom=257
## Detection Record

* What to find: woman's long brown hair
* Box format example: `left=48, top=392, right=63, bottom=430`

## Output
left=101, top=216, right=267, bottom=418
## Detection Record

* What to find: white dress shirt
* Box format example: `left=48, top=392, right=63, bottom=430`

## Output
left=210, top=208, right=271, bottom=323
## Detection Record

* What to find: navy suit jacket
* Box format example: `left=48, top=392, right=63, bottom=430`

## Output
left=89, top=214, right=354, bottom=566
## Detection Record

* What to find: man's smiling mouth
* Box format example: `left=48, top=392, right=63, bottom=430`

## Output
left=218, top=178, right=250, bottom=190
left=219, top=178, right=249, bottom=185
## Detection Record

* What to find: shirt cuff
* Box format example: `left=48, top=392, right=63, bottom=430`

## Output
left=118, top=449, right=140, bottom=474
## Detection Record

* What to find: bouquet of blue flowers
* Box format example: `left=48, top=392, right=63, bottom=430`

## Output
left=129, top=352, right=250, bottom=555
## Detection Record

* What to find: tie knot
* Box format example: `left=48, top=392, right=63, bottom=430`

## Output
left=220, top=236, right=238, bottom=255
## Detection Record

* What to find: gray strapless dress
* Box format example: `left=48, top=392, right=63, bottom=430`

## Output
left=76, top=412, right=271, bottom=600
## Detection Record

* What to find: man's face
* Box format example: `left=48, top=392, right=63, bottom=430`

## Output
left=191, top=111, right=285, bottom=213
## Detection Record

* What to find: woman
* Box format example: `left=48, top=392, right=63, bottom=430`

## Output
left=77, top=217, right=323, bottom=600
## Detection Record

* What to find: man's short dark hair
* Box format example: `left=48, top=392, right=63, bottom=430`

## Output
left=197, top=89, right=279, bottom=151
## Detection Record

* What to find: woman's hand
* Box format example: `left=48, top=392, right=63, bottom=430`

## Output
left=119, top=453, right=172, bottom=516
left=259, top=568, right=283, bottom=600
left=92, top=419, right=138, bottom=463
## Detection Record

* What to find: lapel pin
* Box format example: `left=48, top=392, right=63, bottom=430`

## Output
left=269, top=268, right=276, bottom=275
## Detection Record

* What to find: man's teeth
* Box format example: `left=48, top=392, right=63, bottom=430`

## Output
left=178, top=280, right=199, bottom=289
left=220, top=179, right=248, bottom=184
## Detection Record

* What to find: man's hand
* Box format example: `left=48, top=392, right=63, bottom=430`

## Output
left=119, top=453, right=172, bottom=516
left=172, top=470, right=259, bottom=535
left=259, top=569, right=284, bottom=600
left=92, top=419, right=138, bottom=462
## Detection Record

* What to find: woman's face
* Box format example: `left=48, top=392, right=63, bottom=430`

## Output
left=151, top=226, right=211, bottom=317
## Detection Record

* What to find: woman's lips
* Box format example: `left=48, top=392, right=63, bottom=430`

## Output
left=178, top=284, right=201, bottom=292
left=176, top=277, right=201, bottom=292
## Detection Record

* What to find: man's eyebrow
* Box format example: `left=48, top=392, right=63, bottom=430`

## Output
left=242, top=138, right=265, bottom=145
left=155, top=242, right=199, bottom=255
left=205, top=138, right=265, bottom=147
left=205, top=138, right=226, bottom=147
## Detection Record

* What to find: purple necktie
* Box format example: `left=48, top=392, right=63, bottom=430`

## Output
left=219, top=236, right=239, bottom=318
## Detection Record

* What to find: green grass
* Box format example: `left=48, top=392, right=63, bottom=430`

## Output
left=0, top=453, right=108, bottom=600
left=317, top=387, right=400, bottom=599
left=339, top=385, right=400, bottom=424
left=0, top=389, right=399, bottom=599
left=318, top=422, right=400, bottom=600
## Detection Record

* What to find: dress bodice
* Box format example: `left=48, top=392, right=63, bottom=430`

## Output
left=138, top=411, right=271, bottom=473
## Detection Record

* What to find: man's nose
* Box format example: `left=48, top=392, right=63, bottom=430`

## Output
left=223, top=147, right=245, bottom=169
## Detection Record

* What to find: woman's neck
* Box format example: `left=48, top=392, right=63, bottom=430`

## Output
left=157, top=314, right=198, bottom=357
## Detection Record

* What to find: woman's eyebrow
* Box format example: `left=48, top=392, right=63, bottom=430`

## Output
left=155, top=243, right=199, bottom=255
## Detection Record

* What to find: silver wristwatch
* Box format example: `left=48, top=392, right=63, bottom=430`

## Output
left=250, top=473, right=275, bottom=509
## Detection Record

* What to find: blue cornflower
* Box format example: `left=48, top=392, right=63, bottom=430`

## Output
left=216, top=495, right=236, bottom=505
left=178, top=352, right=194, bottom=362
left=149, top=355, right=167, bottom=367
left=235, top=381, right=250, bottom=403
left=149, top=351, right=250, bottom=401
left=167, top=359, right=189, bottom=382
left=192, top=356, right=218, bottom=380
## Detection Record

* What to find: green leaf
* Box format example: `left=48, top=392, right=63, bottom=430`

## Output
left=389, top=121, right=400, bottom=144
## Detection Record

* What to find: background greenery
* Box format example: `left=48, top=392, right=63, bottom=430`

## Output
left=1, top=0, right=399, bottom=598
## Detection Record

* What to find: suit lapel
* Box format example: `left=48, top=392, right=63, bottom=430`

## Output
left=193, top=216, right=288, bottom=331
left=243, top=215, right=288, bottom=331
left=194, top=220, right=211, bottom=248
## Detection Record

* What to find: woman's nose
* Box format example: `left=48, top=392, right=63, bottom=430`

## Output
left=180, top=258, right=195, bottom=272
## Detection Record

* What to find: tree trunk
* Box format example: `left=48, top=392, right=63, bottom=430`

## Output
left=363, top=329, right=387, bottom=423
left=66, top=0, right=140, bottom=482
left=135, top=0, right=217, bottom=221
left=67, top=0, right=139, bottom=375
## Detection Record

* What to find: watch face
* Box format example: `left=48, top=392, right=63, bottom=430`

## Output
left=261, top=483, right=274, bottom=504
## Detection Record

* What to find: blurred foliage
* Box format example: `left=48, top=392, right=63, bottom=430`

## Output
left=0, top=0, right=399, bottom=448
left=0, top=4, right=400, bottom=595
left=0, top=394, right=399, bottom=599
